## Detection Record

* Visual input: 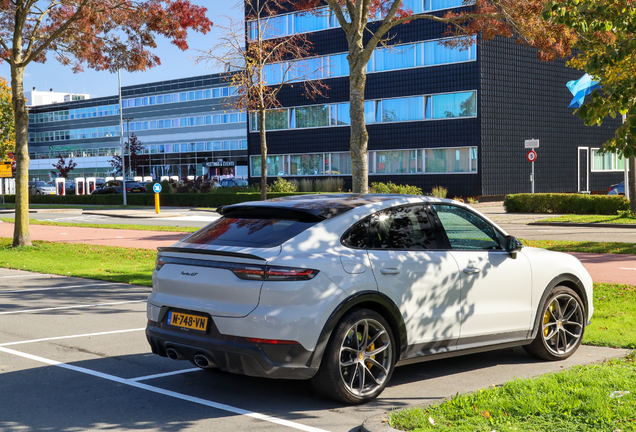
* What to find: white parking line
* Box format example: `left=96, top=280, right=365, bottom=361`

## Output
left=0, top=347, right=330, bottom=432
left=0, top=282, right=116, bottom=294
left=130, top=368, right=202, bottom=381
left=0, top=328, right=146, bottom=347
left=0, top=300, right=146, bottom=315
left=619, top=268, right=636, bottom=271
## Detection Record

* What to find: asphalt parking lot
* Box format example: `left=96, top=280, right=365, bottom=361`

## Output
left=0, top=268, right=628, bottom=432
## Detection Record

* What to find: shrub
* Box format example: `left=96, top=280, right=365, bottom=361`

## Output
left=315, top=177, right=345, bottom=192
left=504, top=193, right=630, bottom=215
left=15, top=192, right=318, bottom=207
left=431, top=186, right=448, bottom=198
left=370, top=181, right=423, bottom=195
left=268, top=177, right=297, bottom=193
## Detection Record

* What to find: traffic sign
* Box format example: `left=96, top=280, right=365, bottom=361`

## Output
left=527, top=150, right=537, bottom=162
left=152, top=183, right=162, bottom=194
left=0, top=163, right=12, bottom=178
left=525, top=139, right=540, bottom=149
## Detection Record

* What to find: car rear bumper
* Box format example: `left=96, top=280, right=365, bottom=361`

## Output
left=146, top=318, right=318, bottom=380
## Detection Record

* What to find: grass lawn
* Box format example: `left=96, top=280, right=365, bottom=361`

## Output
left=0, top=217, right=199, bottom=233
left=0, top=239, right=155, bottom=286
left=522, top=239, right=636, bottom=255
left=539, top=214, right=636, bottom=225
left=389, top=355, right=636, bottom=431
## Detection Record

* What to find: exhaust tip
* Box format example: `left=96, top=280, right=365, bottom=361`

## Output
left=193, top=354, right=212, bottom=369
left=166, top=348, right=181, bottom=360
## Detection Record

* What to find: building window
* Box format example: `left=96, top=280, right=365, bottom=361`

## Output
left=249, top=91, right=476, bottom=132
left=592, top=149, right=625, bottom=171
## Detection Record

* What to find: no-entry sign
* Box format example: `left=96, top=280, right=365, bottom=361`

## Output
left=527, top=150, right=537, bottom=162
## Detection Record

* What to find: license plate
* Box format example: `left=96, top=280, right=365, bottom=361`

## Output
left=132, top=188, right=140, bottom=192
left=167, top=311, right=208, bottom=331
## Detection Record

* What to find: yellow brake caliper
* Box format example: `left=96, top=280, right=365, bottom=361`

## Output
left=543, top=303, right=554, bottom=337
left=357, top=332, right=377, bottom=369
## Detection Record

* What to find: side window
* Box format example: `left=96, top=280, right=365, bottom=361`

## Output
left=432, top=205, right=502, bottom=250
left=369, top=205, right=438, bottom=250
left=341, top=217, right=371, bottom=248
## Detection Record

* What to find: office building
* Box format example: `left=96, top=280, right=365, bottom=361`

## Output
left=27, top=73, right=248, bottom=181
left=245, top=1, right=624, bottom=196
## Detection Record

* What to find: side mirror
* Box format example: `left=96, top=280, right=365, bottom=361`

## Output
left=505, top=235, right=523, bottom=257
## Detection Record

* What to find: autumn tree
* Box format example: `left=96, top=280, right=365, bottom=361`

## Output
left=291, top=0, right=577, bottom=193
left=109, top=133, right=147, bottom=177
left=51, top=153, right=77, bottom=179
left=0, top=76, right=14, bottom=162
left=196, top=0, right=326, bottom=200
left=0, top=1, right=212, bottom=247
left=545, top=0, right=636, bottom=209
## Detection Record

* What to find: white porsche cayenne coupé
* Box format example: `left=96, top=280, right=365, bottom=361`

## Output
left=146, top=194, right=593, bottom=404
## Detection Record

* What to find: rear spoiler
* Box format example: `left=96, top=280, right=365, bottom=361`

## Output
left=156, top=247, right=266, bottom=262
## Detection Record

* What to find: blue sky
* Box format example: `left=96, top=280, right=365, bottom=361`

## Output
left=0, top=1, right=242, bottom=99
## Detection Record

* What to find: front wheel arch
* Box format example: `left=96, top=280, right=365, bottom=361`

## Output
left=307, top=291, right=407, bottom=371
left=529, top=274, right=589, bottom=340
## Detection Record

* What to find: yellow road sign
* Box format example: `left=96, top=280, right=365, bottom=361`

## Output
left=0, top=164, right=12, bottom=178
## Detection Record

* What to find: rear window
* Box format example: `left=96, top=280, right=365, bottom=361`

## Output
left=182, top=215, right=320, bottom=248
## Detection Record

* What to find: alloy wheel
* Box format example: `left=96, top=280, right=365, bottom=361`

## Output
left=541, top=293, right=585, bottom=355
left=339, top=318, right=392, bottom=397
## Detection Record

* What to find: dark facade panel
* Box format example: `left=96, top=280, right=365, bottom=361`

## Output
left=480, top=36, right=622, bottom=195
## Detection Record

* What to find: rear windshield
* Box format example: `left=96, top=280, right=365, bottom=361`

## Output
left=182, top=216, right=319, bottom=248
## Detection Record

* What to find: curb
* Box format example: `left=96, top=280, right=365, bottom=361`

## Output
left=81, top=211, right=183, bottom=219
left=361, top=413, right=398, bottom=432
left=529, top=222, right=636, bottom=229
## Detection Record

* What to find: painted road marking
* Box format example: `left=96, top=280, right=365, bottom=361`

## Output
left=0, top=347, right=330, bottom=432
left=130, top=368, right=202, bottom=382
left=619, top=268, right=636, bottom=271
left=0, top=300, right=146, bottom=315
left=0, top=328, right=145, bottom=347
left=0, top=282, right=116, bottom=294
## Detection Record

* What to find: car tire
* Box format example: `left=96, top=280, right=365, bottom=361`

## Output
left=311, top=308, right=396, bottom=404
left=35, top=191, right=41, bottom=195
left=523, top=286, right=586, bottom=361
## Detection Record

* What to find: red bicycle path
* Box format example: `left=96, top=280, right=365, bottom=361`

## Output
left=0, top=222, right=634, bottom=285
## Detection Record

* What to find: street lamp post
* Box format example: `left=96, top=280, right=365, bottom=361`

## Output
left=118, top=70, right=127, bottom=205
left=123, top=117, right=134, bottom=181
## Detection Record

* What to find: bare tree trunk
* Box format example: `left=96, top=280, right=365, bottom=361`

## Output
left=629, top=156, right=636, bottom=213
left=349, top=60, right=369, bottom=194
left=259, top=109, right=267, bottom=201
left=11, top=64, right=31, bottom=247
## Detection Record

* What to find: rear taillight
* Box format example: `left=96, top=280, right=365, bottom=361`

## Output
left=231, top=265, right=319, bottom=281
left=154, top=256, right=318, bottom=281
left=155, top=257, right=166, bottom=271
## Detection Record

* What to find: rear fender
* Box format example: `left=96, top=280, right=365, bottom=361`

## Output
left=306, top=291, right=407, bottom=369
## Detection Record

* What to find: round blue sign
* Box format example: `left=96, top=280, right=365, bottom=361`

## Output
left=152, top=183, right=162, bottom=194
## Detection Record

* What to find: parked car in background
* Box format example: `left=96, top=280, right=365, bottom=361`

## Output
left=608, top=181, right=625, bottom=195
left=28, top=181, right=56, bottom=195
left=91, top=180, right=146, bottom=195
left=65, top=181, right=76, bottom=195
left=147, top=194, right=594, bottom=404
left=219, top=179, right=248, bottom=188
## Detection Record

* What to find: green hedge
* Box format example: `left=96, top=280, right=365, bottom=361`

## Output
left=3, top=192, right=318, bottom=207
left=504, top=193, right=630, bottom=215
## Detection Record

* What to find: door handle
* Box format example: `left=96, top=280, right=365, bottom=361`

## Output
left=463, top=268, right=481, bottom=275
left=380, top=268, right=400, bottom=275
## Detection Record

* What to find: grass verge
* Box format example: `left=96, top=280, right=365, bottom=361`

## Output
left=522, top=239, right=636, bottom=255
left=0, top=239, right=155, bottom=286
left=389, top=354, right=636, bottom=431
left=0, top=217, right=199, bottom=233
left=585, top=283, right=636, bottom=349
left=539, top=214, right=636, bottom=224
